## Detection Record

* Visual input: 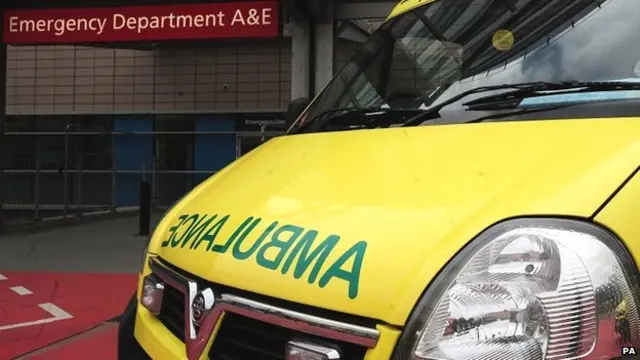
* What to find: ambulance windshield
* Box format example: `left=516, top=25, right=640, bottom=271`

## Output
left=290, top=0, right=640, bottom=132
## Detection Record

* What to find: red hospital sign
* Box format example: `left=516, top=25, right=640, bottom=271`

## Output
left=3, top=1, right=280, bottom=44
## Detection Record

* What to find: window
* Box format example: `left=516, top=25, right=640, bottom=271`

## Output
left=71, top=116, right=112, bottom=171
left=32, top=115, right=113, bottom=171
left=154, top=115, right=195, bottom=171
left=3, top=116, right=36, bottom=170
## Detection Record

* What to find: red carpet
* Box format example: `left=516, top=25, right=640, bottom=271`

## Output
left=0, top=272, right=137, bottom=360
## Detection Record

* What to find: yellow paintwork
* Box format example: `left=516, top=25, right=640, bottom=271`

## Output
left=387, top=0, right=438, bottom=20
left=136, top=117, right=640, bottom=358
left=144, top=117, right=640, bottom=330
left=595, top=169, right=640, bottom=272
left=365, top=325, right=402, bottom=360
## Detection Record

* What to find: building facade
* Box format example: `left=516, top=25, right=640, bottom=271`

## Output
left=4, top=39, right=293, bottom=214
left=0, top=0, right=395, bottom=223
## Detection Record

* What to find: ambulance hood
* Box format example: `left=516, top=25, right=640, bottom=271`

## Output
left=152, top=118, right=640, bottom=326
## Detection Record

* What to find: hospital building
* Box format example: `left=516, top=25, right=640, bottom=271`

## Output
left=0, top=0, right=394, bottom=223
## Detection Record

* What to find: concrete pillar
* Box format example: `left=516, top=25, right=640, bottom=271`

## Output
left=314, top=0, right=334, bottom=95
left=291, top=21, right=311, bottom=100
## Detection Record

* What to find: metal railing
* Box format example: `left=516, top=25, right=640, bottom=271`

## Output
left=0, top=126, right=284, bottom=226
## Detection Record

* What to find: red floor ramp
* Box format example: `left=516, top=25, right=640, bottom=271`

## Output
left=22, top=323, right=118, bottom=360
left=0, top=271, right=137, bottom=360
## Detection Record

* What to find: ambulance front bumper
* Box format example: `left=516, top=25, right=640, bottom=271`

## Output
left=133, top=256, right=401, bottom=360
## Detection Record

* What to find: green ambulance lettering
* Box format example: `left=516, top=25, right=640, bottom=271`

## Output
left=173, top=214, right=200, bottom=247
left=233, top=220, right=279, bottom=260
left=193, top=214, right=230, bottom=251
left=280, top=230, right=340, bottom=283
left=181, top=214, right=206, bottom=248
left=210, top=216, right=253, bottom=253
left=318, top=241, right=367, bottom=299
left=229, top=217, right=262, bottom=259
left=278, top=229, right=367, bottom=299
left=166, top=213, right=368, bottom=299
left=188, top=214, right=220, bottom=250
left=169, top=213, right=202, bottom=248
left=255, top=225, right=304, bottom=270
left=161, top=214, right=188, bottom=247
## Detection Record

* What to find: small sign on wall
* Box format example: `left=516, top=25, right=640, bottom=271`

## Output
left=237, top=113, right=286, bottom=132
left=245, top=119, right=286, bottom=126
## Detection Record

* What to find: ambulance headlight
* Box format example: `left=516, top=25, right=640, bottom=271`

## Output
left=141, top=274, right=164, bottom=315
left=394, top=218, right=640, bottom=360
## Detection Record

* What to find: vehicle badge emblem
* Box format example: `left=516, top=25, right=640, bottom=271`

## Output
left=191, top=288, right=215, bottom=326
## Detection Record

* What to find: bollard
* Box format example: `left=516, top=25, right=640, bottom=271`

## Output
left=138, top=180, right=152, bottom=236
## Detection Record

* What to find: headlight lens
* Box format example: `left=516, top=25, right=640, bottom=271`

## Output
left=396, top=218, right=640, bottom=360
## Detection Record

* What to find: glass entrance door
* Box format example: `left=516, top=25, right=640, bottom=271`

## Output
left=154, top=115, right=195, bottom=207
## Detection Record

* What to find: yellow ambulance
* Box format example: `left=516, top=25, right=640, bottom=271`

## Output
left=118, top=0, right=640, bottom=359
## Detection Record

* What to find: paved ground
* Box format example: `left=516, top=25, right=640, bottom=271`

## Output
left=0, top=216, right=156, bottom=273
left=0, top=215, right=161, bottom=360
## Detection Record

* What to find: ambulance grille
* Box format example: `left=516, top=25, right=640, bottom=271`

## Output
left=153, top=257, right=377, bottom=357
left=157, top=282, right=186, bottom=341
left=208, top=312, right=367, bottom=360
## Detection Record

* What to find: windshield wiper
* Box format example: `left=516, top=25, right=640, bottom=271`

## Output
left=297, top=106, right=424, bottom=132
left=402, top=81, right=640, bottom=126
left=464, top=81, right=640, bottom=110
left=463, top=104, right=572, bottom=124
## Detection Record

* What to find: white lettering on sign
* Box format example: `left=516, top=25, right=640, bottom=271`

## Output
left=9, top=16, right=107, bottom=36
left=113, top=12, right=226, bottom=33
left=245, top=119, right=285, bottom=125
left=231, top=8, right=272, bottom=26
left=6, top=7, right=273, bottom=37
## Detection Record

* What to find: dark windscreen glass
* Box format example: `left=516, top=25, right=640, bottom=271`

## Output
left=290, top=0, right=640, bottom=133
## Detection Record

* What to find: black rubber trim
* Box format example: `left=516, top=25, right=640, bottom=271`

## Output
left=117, top=294, right=151, bottom=360
left=591, top=166, right=640, bottom=219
